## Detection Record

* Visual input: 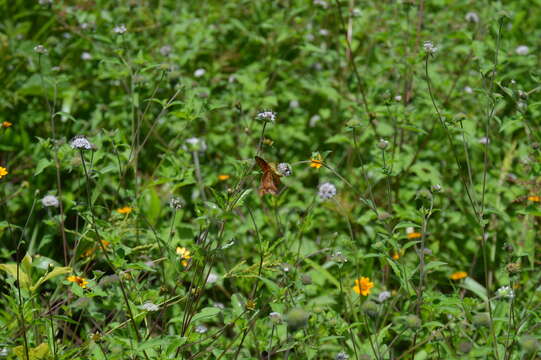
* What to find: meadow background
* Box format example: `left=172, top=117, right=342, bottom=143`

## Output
left=1, top=0, right=541, bottom=359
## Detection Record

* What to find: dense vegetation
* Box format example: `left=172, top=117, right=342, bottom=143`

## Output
left=1, top=0, right=541, bottom=359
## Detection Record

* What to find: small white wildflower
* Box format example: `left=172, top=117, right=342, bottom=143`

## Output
left=277, top=163, right=292, bottom=177
left=206, top=273, right=219, bottom=284
left=39, top=0, right=52, bottom=4
left=195, top=325, right=208, bottom=334
left=214, top=302, right=225, bottom=309
left=406, top=227, right=414, bottom=234
left=352, top=8, right=362, bottom=17
left=378, top=139, right=389, bottom=150
left=515, top=45, right=529, bottom=55
left=34, top=45, right=48, bottom=54
left=319, top=29, right=329, bottom=36
left=496, top=286, right=515, bottom=299
left=479, top=137, right=490, bottom=145
left=289, top=100, right=300, bottom=109
left=465, top=12, right=479, bottom=23
left=377, top=291, right=391, bottom=303
left=185, top=137, right=207, bottom=152
left=159, top=45, right=172, bottom=56
left=431, top=184, right=442, bottom=192
left=335, top=351, right=349, bottom=360
left=113, top=24, right=127, bottom=34
left=306, top=33, right=315, bottom=41
left=194, top=68, right=206, bottom=78
left=318, top=182, right=337, bottom=200
left=70, top=135, right=93, bottom=150
left=80, top=22, right=90, bottom=30
left=228, top=75, right=236, bottom=83
left=281, top=264, right=291, bottom=272
left=41, top=195, right=60, bottom=208
left=139, top=301, right=160, bottom=312
left=169, top=197, right=184, bottom=210
left=394, top=95, right=402, bottom=102
left=423, top=41, right=438, bottom=54
left=309, top=114, right=321, bottom=127
left=256, top=111, right=277, bottom=123
left=313, top=0, right=328, bottom=8
left=269, top=312, right=283, bottom=324
left=464, top=86, right=473, bottom=94
left=81, top=52, right=92, bottom=60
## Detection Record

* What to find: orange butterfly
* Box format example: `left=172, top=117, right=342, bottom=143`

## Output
left=255, top=156, right=282, bottom=195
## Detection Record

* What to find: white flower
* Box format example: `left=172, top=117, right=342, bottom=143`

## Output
left=194, top=68, right=206, bottom=78
left=464, top=86, right=473, bottom=94
left=277, top=163, right=292, bottom=177
left=81, top=52, right=92, bottom=60
left=228, top=75, right=236, bottom=83
left=378, top=139, right=389, bottom=150
left=139, top=301, right=160, bottom=312
left=169, top=197, right=184, bottom=210
left=377, top=291, right=391, bottom=303
left=41, top=195, right=60, bottom=208
left=318, top=182, right=337, bottom=200
left=214, top=302, right=225, bottom=309
left=309, top=114, right=320, bottom=127
left=185, top=137, right=207, bottom=152
left=113, top=24, right=127, bottom=34
left=289, top=100, right=300, bottom=109
left=406, top=227, right=414, bottom=234
left=496, top=286, right=515, bottom=299
left=206, top=273, right=219, bottom=284
left=160, top=45, right=172, bottom=56
left=352, top=8, right=362, bottom=17
left=335, top=352, right=349, bottom=360
left=34, top=45, right=48, bottom=54
left=0, top=347, right=8, bottom=356
left=256, top=111, right=277, bottom=123
left=269, top=312, right=283, bottom=324
left=319, top=29, right=329, bottom=36
left=313, top=0, right=328, bottom=8
left=515, top=45, right=529, bottom=55
left=423, top=41, right=438, bottom=54
left=70, top=135, right=93, bottom=150
left=195, top=325, right=208, bottom=334
left=39, top=0, right=52, bottom=4
left=394, top=95, right=402, bottom=102
left=465, top=12, right=479, bottom=23
left=479, top=137, right=490, bottom=145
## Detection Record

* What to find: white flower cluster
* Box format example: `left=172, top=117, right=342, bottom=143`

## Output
left=318, top=182, right=337, bottom=200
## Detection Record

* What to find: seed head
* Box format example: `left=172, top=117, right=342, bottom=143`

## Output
left=42, top=195, right=60, bottom=208
left=423, top=41, right=438, bottom=54
left=256, top=111, right=277, bottom=123
left=318, top=182, right=337, bottom=200
left=277, top=163, right=292, bottom=177
left=113, top=24, right=127, bottom=34
left=70, top=135, right=94, bottom=150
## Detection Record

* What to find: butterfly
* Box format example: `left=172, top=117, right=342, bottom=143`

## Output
left=255, top=156, right=282, bottom=195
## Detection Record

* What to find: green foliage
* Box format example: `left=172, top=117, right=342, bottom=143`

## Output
left=1, top=0, right=541, bottom=359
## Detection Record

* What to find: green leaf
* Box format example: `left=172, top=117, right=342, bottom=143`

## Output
left=460, top=277, right=488, bottom=302
left=31, top=266, right=72, bottom=292
left=13, top=343, right=49, bottom=360
left=190, top=307, right=221, bottom=323
left=0, top=263, right=32, bottom=290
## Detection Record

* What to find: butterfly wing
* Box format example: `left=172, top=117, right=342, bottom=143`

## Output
left=255, top=156, right=281, bottom=195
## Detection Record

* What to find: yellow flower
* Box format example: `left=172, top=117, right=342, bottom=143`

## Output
left=218, top=174, right=230, bottom=181
left=67, top=275, right=89, bottom=288
left=116, top=206, right=132, bottom=214
left=392, top=251, right=400, bottom=260
left=176, top=246, right=191, bottom=267
left=450, top=271, right=468, bottom=280
left=527, top=195, right=540, bottom=202
left=353, top=277, right=374, bottom=296
left=2, top=121, right=12, bottom=128
left=309, top=154, right=323, bottom=169
left=0, top=167, right=7, bottom=179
